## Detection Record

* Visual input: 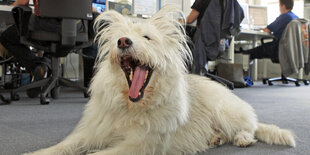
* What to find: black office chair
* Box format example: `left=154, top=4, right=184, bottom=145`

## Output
left=11, top=0, right=94, bottom=104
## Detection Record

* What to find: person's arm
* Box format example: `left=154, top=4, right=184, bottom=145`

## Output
left=186, top=9, right=200, bottom=24
left=10, top=0, right=30, bottom=6
left=92, top=7, right=97, bottom=13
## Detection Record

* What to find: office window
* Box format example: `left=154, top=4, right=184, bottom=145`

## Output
left=190, top=0, right=194, bottom=5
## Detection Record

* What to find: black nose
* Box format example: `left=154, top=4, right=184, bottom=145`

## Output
left=117, top=37, right=132, bottom=49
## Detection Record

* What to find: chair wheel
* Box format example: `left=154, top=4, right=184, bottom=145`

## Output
left=295, top=81, right=300, bottom=86
left=40, top=97, right=50, bottom=105
left=304, top=80, right=310, bottom=85
left=0, top=95, right=11, bottom=104
left=51, top=87, right=60, bottom=99
left=10, top=92, right=20, bottom=101
left=226, top=83, right=234, bottom=90
left=262, top=79, right=267, bottom=84
left=268, top=81, right=273, bottom=86
left=282, top=80, right=289, bottom=84
left=84, top=92, right=90, bottom=98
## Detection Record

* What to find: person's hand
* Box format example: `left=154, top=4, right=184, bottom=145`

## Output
left=263, top=27, right=271, bottom=33
left=92, top=7, right=98, bottom=13
left=10, top=1, right=17, bottom=6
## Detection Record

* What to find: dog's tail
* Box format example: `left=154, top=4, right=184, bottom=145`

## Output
left=255, top=123, right=296, bottom=147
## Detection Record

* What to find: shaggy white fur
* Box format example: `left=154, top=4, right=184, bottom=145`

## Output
left=24, top=6, right=296, bottom=155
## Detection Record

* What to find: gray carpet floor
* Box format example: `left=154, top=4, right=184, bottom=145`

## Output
left=0, top=82, right=309, bottom=155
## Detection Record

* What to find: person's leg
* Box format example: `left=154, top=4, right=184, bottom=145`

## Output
left=0, top=25, right=48, bottom=98
left=237, top=40, right=279, bottom=60
left=0, top=25, right=40, bottom=71
left=0, top=43, right=9, bottom=58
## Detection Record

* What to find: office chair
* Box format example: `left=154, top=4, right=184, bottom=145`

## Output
left=261, top=19, right=310, bottom=87
left=0, top=56, right=22, bottom=104
left=11, top=0, right=93, bottom=104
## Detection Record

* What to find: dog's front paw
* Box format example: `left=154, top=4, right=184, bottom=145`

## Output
left=22, top=147, right=63, bottom=155
left=22, top=151, right=46, bottom=155
left=22, top=151, right=49, bottom=155
left=87, top=152, right=112, bottom=155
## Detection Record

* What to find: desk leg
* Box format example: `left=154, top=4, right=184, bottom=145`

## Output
left=228, top=37, right=235, bottom=64
left=263, top=59, right=268, bottom=79
left=253, top=59, right=258, bottom=81
left=298, top=68, right=303, bottom=80
left=251, top=40, right=258, bottom=81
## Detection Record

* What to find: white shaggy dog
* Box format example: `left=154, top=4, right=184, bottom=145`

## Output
left=25, top=7, right=295, bottom=155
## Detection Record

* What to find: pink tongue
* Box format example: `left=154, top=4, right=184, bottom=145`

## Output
left=129, top=66, right=146, bottom=99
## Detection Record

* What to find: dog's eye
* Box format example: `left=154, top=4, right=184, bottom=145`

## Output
left=143, top=35, right=151, bottom=40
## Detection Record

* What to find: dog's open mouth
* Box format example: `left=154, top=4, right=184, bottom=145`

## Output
left=120, top=56, right=153, bottom=102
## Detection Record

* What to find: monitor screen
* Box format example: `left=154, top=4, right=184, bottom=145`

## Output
left=3, top=0, right=16, bottom=5
left=249, top=5, right=267, bottom=27
left=93, top=0, right=106, bottom=13
left=108, top=1, right=131, bottom=15
left=133, top=0, right=156, bottom=16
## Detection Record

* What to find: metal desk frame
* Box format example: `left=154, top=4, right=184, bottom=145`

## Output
left=232, top=29, right=273, bottom=81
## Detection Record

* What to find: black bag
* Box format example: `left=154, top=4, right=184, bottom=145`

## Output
left=216, top=63, right=246, bottom=88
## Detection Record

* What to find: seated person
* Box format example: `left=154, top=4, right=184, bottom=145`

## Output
left=184, top=0, right=211, bottom=42
left=0, top=0, right=52, bottom=98
left=0, top=0, right=98, bottom=97
left=237, top=0, right=298, bottom=63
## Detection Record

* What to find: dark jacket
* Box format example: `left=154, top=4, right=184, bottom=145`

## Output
left=193, top=0, right=244, bottom=71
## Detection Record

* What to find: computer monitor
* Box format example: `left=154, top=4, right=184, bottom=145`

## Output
left=93, top=0, right=106, bottom=13
left=108, top=1, right=131, bottom=15
left=160, top=0, right=183, bottom=11
left=1, top=0, right=16, bottom=5
left=239, top=2, right=250, bottom=29
left=249, top=5, right=267, bottom=27
left=132, top=0, right=157, bottom=16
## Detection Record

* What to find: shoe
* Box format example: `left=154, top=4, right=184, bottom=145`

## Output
left=26, top=64, right=48, bottom=98
left=235, top=47, right=249, bottom=54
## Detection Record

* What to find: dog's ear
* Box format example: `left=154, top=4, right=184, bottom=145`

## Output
left=149, top=6, right=193, bottom=69
left=94, top=10, right=127, bottom=32
left=148, top=6, right=185, bottom=37
left=93, top=10, right=128, bottom=51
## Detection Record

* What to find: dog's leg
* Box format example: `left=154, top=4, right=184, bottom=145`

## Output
left=87, top=128, right=169, bottom=155
left=23, top=129, right=91, bottom=155
left=233, top=130, right=257, bottom=147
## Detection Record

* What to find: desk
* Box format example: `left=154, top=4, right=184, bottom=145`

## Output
left=233, top=29, right=273, bottom=80
left=0, top=5, right=14, bottom=26
left=0, top=5, right=13, bottom=11
left=235, top=29, right=273, bottom=41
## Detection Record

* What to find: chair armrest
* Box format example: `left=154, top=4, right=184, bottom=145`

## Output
left=11, top=5, right=32, bottom=36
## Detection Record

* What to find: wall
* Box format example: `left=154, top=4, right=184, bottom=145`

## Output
left=305, top=2, right=310, bottom=19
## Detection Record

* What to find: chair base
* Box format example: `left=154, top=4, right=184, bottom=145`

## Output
left=262, top=75, right=309, bottom=87
left=13, top=57, right=87, bottom=105
left=205, top=72, right=235, bottom=90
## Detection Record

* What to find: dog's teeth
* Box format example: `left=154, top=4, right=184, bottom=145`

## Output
left=130, top=72, right=133, bottom=80
left=139, top=92, right=141, bottom=95
left=145, top=70, right=148, bottom=79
